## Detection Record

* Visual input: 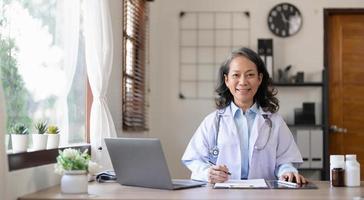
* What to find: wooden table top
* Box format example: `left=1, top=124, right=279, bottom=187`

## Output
left=19, top=181, right=364, bottom=200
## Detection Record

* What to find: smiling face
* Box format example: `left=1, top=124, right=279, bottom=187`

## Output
left=224, top=56, right=262, bottom=110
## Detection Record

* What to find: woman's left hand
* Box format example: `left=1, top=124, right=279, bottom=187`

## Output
left=280, top=172, right=307, bottom=184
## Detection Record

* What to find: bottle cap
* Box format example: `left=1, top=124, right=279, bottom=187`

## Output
left=330, top=155, right=345, bottom=168
left=330, top=155, right=344, bottom=163
left=345, top=154, right=356, bottom=161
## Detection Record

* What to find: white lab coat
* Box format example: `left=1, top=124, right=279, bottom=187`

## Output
left=182, top=106, right=303, bottom=182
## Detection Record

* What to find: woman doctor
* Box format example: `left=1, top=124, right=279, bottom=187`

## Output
left=182, top=47, right=307, bottom=184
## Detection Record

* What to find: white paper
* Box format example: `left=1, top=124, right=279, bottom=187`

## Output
left=214, top=179, right=268, bottom=189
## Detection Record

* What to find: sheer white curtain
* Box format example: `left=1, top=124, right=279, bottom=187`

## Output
left=0, top=83, right=8, bottom=200
left=84, top=0, right=116, bottom=170
left=56, top=0, right=80, bottom=146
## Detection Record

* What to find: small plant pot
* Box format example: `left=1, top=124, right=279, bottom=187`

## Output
left=32, top=134, right=48, bottom=151
left=11, top=134, right=28, bottom=153
left=47, top=134, right=60, bottom=149
left=61, top=170, right=88, bottom=194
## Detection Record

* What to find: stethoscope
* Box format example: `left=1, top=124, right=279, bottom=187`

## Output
left=209, top=110, right=273, bottom=162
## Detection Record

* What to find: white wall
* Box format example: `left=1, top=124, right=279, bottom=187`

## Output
left=147, top=0, right=364, bottom=179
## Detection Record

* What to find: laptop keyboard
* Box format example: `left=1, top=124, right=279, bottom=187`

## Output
left=173, top=183, right=187, bottom=187
left=172, top=179, right=205, bottom=188
left=173, top=180, right=194, bottom=185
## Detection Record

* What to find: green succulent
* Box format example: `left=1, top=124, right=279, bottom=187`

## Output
left=34, top=121, right=48, bottom=134
left=11, top=123, right=29, bottom=135
left=47, top=125, right=60, bottom=134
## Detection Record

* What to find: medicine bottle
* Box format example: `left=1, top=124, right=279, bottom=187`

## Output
left=345, top=154, right=360, bottom=187
left=330, top=155, right=345, bottom=184
left=332, top=168, right=345, bottom=187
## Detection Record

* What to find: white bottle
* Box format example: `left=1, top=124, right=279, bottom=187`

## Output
left=345, top=154, right=360, bottom=187
left=330, top=155, right=345, bottom=184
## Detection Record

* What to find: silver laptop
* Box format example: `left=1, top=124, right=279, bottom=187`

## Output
left=105, top=138, right=205, bottom=190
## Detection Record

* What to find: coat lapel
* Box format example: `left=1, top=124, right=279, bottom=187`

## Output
left=223, top=106, right=240, bottom=143
left=221, top=106, right=242, bottom=178
left=249, top=108, right=271, bottom=167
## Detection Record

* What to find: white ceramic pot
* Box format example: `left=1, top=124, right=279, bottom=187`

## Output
left=32, top=134, right=48, bottom=151
left=11, top=134, right=28, bottom=153
left=47, top=134, right=60, bottom=149
left=61, top=170, right=88, bottom=194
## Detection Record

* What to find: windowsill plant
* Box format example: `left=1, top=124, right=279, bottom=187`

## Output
left=11, top=123, right=29, bottom=153
left=46, top=125, right=60, bottom=149
left=32, top=121, right=48, bottom=151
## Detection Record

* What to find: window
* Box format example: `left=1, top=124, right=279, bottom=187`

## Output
left=1, top=0, right=87, bottom=149
left=122, top=0, right=149, bottom=131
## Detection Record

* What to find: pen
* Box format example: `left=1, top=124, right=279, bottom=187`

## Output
left=208, top=161, right=232, bottom=175
left=277, top=180, right=298, bottom=187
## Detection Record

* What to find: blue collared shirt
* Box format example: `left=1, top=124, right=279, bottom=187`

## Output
left=230, top=102, right=297, bottom=179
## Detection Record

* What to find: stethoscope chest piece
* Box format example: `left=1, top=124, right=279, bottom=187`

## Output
left=210, top=146, right=219, bottom=158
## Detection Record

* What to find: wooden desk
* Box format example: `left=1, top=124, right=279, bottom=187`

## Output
left=19, top=181, right=364, bottom=200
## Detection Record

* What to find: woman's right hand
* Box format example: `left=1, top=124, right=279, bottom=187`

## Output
left=208, top=164, right=229, bottom=183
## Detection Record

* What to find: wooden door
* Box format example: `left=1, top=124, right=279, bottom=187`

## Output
left=326, top=10, right=364, bottom=180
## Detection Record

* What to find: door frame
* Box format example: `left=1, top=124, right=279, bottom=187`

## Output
left=323, top=8, right=364, bottom=180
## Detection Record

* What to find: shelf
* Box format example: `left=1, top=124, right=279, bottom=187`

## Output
left=273, top=82, right=323, bottom=87
left=7, top=144, right=91, bottom=171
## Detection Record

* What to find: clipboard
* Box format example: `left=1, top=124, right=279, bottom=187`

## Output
left=214, top=179, right=269, bottom=189
left=213, top=179, right=318, bottom=189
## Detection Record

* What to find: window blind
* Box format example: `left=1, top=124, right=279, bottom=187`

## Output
left=122, top=0, right=149, bottom=131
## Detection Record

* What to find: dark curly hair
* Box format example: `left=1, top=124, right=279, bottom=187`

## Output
left=214, top=47, right=279, bottom=113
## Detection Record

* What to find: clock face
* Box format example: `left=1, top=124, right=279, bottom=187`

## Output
left=267, top=3, right=302, bottom=37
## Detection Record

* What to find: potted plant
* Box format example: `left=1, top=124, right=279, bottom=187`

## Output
left=55, top=148, right=101, bottom=194
left=11, top=123, right=29, bottom=153
left=46, top=125, right=60, bottom=149
left=32, top=121, right=48, bottom=151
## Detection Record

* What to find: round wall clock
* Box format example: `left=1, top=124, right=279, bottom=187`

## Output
left=267, top=3, right=303, bottom=37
